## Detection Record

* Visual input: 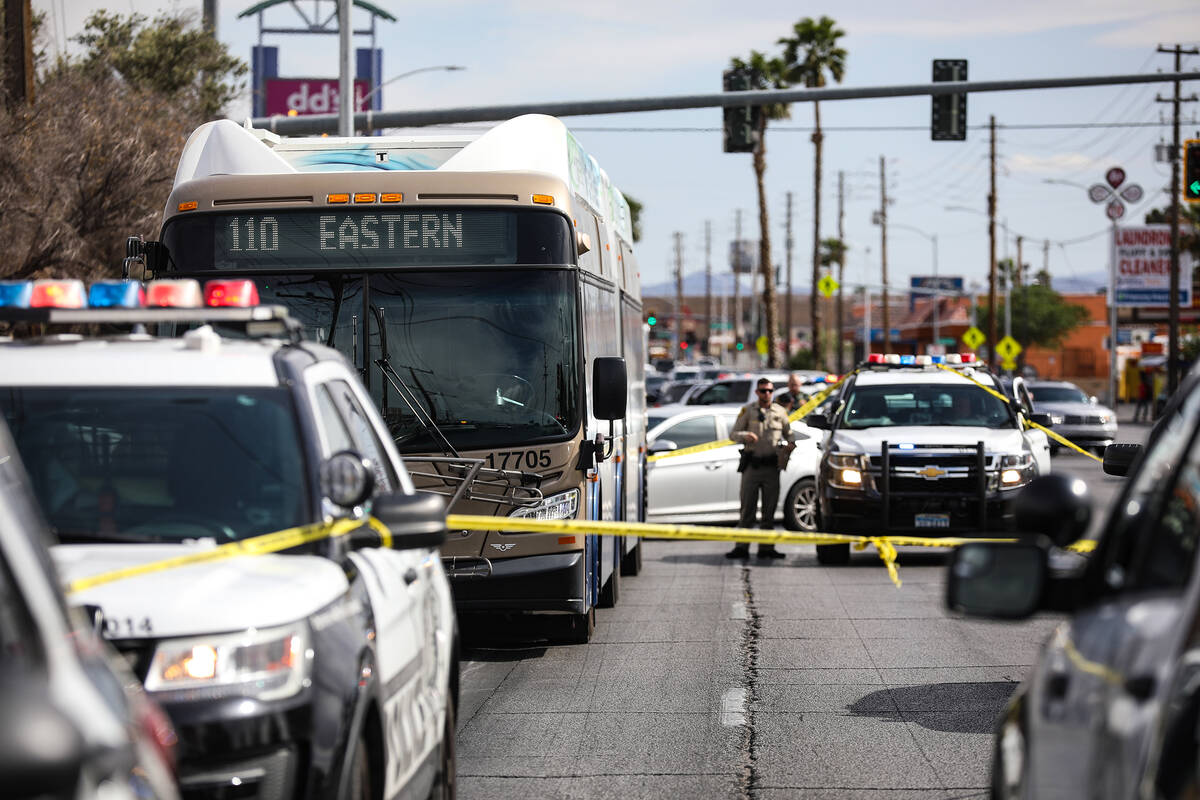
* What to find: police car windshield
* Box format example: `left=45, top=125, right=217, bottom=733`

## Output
left=840, top=385, right=1014, bottom=429
left=0, top=388, right=308, bottom=544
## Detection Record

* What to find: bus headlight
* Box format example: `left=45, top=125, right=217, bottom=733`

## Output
left=144, top=623, right=311, bottom=702
left=508, top=489, right=579, bottom=521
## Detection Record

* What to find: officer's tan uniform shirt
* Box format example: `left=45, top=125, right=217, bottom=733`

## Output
left=731, top=401, right=794, bottom=459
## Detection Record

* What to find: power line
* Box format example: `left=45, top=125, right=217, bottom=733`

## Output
left=452, top=121, right=1178, bottom=134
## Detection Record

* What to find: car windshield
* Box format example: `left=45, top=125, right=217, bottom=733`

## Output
left=0, top=388, right=308, bottom=544
left=1031, top=386, right=1089, bottom=404
left=840, top=384, right=1014, bottom=429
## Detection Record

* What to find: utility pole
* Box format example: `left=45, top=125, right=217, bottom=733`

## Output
left=1157, top=44, right=1199, bottom=394
left=704, top=220, right=713, bottom=357
left=203, top=0, right=218, bottom=34
left=836, top=170, right=846, bottom=375
left=733, top=209, right=743, bottom=351
left=674, top=232, right=685, bottom=357
left=880, top=156, right=891, bottom=351
left=785, top=192, right=794, bottom=362
left=3, top=0, right=34, bottom=108
left=1016, top=235, right=1025, bottom=368
left=1042, top=238, right=1049, bottom=282
left=337, top=0, right=353, bottom=136
left=987, top=115, right=998, bottom=368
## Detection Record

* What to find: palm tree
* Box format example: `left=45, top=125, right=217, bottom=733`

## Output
left=819, top=237, right=848, bottom=370
left=779, top=16, right=846, bottom=370
left=728, top=51, right=791, bottom=367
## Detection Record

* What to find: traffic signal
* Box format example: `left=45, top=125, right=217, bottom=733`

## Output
left=931, top=59, right=967, bottom=141
left=646, top=313, right=657, bottom=326
left=723, top=68, right=759, bottom=153
left=735, top=340, right=745, bottom=351
left=679, top=341, right=689, bottom=350
left=1185, top=139, right=1200, bottom=203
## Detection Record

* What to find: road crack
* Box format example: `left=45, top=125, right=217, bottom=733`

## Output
left=735, top=564, right=762, bottom=800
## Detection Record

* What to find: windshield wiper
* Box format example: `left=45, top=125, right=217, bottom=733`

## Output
left=52, top=529, right=176, bottom=545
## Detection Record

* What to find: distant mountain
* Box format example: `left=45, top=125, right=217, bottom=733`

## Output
left=642, top=269, right=1111, bottom=297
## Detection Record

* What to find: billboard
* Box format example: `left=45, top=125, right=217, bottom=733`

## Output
left=265, top=78, right=370, bottom=116
left=1113, top=224, right=1193, bottom=307
left=909, top=275, right=963, bottom=310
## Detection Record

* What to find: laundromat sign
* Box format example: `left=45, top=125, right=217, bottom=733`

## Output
left=1113, top=224, right=1194, bottom=307
left=264, top=78, right=370, bottom=116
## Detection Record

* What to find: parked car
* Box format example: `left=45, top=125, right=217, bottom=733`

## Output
left=0, top=417, right=180, bottom=800
left=653, top=379, right=705, bottom=407
left=1026, top=380, right=1118, bottom=454
left=646, top=407, right=821, bottom=531
left=646, top=374, right=670, bottom=404
left=944, top=360, right=1200, bottom=798
left=686, top=374, right=789, bottom=407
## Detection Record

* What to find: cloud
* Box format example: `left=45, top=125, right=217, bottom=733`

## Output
left=1092, top=11, right=1200, bottom=47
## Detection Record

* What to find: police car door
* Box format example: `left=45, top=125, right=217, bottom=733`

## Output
left=309, top=371, right=440, bottom=795
left=1014, top=378, right=1051, bottom=474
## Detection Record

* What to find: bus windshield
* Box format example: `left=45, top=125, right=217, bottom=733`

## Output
left=255, top=269, right=580, bottom=452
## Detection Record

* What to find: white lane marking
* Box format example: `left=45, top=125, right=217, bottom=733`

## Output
left=721, top=687, right=748, bottom=727
left=731, top=601, right=748, bottom=620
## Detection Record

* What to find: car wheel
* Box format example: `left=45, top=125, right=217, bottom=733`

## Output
left=345, top=731, right=371, bottom=800
left=783, top=478, right=818, bottom=531
left=816, top=543, right=850, bottom=565
left=427, top=701, right=457, bottom=800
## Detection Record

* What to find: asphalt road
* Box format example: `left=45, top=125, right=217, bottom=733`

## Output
left=455, top=423, right=1145, bottom=799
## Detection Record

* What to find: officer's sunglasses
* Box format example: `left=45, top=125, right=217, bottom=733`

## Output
left=756, top=387, right=774, bottom=394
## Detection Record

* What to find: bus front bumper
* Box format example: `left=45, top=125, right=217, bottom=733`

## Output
left=446, top=550, right=586, bottom=614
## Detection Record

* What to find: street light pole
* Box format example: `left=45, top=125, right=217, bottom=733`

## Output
left=357, top=65, right=466, bottom=111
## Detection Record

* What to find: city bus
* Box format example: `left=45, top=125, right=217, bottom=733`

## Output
left=140, top=114, right=646, bottom=642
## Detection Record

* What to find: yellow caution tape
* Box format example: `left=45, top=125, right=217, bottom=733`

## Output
left=936, top=364, right=1103, bottom=463
left=445, top=513, right=1097, bottom=589
left=65, top=516, right=391, bottom=595
left=649, top=372, right=854, bottom=463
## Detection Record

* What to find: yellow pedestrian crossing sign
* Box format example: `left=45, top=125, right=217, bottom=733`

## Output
left=995, top=335, right=1021, bottom=361
left=755, top=335, right=768, bottom=355
left=818, top=274, right=839, bottom=298
left=961, top=326, right=985, bottom=350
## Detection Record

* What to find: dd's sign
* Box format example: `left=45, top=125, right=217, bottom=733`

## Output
left=264, top=78, right=370, bottom=116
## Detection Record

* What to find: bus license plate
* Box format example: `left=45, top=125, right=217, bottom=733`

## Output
left=915, top=513, right=950, bottom=529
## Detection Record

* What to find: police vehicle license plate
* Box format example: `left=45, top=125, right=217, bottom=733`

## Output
left=915, top=513, right=950, bottom=529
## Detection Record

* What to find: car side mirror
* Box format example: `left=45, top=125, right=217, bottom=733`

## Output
left=648, top=439, right=678, bottom=455
left=592, top=357, right=627, bottom=421
left=946, top=540, right=1048, bottom=619
left=1014, top=474, right=1091, bottom=547
left=1103, top=442, right=1142, bottom=476
left=0, top=678, right=85, bottom=799
left=371, top=491, right=447, bottom=550
left=805, top=413, right=830, bottom=430
left=321, top=451, right=375, bottom=509
left=1029, top=413, right=1054, bottom=428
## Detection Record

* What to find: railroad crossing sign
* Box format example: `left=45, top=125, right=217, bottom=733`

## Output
left=818, top=274, right=839, bottom=298
left=961, top=326, right=985, bottom=350
left=996, top=335, right=1021, bottom=370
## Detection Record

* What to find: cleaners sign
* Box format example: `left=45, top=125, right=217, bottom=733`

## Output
left=1113, top=224, right=1192, bottom=307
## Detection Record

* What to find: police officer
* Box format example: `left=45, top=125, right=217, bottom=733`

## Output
left=726, top=377, right=795, bottom=559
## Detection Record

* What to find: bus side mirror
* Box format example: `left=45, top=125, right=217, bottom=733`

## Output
left=592, top=357, right=627, bottom=421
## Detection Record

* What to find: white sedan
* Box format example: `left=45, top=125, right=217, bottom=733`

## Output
left=646, top=407, right=821, bottom=530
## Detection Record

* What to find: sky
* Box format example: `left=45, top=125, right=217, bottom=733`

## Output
left=34, top=0, right=1200, bottom=302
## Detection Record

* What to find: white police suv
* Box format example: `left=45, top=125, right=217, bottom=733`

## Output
left=0, top=278, right=458, bottom=800
left=806, top=353, right=1054, bottom=565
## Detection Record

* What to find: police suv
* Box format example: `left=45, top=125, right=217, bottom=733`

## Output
left=806, top=353, right=1054, bottom=564
left=0, top=278, right=458, bottom=800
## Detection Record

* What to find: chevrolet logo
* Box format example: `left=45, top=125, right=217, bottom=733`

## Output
left=917, top=465, right=947, bottom=479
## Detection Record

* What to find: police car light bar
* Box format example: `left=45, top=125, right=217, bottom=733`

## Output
left=31, top=279, right=87, bottom=309
left=204, top=280, right=260, bottom=308
left=0, top=278, right=263, bottom=311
